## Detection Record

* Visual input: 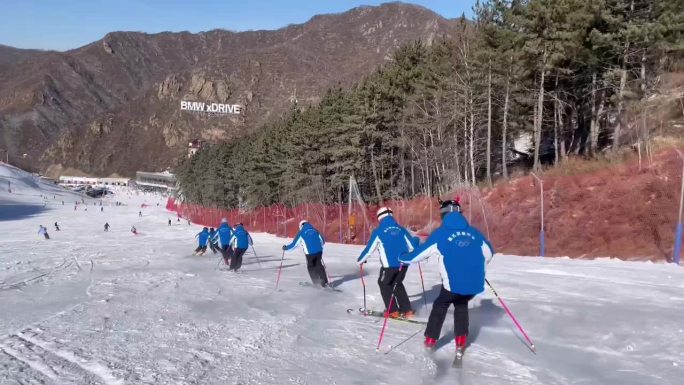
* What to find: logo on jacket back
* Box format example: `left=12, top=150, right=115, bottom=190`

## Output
left=447, top=231, right=476, bottom=248
left=382, top=226, right=402, bottom=236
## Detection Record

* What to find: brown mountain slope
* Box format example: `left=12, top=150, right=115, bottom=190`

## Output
left=0, top=2, right=455, bottom=176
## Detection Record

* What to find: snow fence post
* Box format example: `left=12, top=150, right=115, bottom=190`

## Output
left=674, top=223, right=682, bottom=265
left=674, top=148, right=684, bottom=265
left=531, top=173, right=545, bottom=257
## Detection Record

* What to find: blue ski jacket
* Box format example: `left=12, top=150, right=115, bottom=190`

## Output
left=213, top=223, right=233, bottom=247
left=230, top=225, right=253, bottom=249
left=196, top=229, right=210, bottom=247
left=357, top=216, right=418, bottom=268
left=399, top=212, right=493, bottom=295
left=284, top=223, right=324, bottom=255
left=208, top=229, right=217, bottom=243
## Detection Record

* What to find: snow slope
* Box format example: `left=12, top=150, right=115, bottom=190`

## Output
left=1, top=164, right=683, bottom=384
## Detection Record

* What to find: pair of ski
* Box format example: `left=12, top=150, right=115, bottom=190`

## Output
left=298, top=281, right=342, bottom=292
left=348, top=308, right=426, bottom=355
left=348, top=308, right=464, bottom=367
left=347, top=307, right=427, bottom=325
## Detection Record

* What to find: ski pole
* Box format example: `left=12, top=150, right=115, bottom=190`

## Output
left=417, top=262, right=428, bottom=310
left=359, top=264, right=367, bottom=311
left=251, top=244, right=262, bottom=267
left=275, top=250, right=286, bottom=289
left=485, top=278, right=536, bottom=352
left=376, top=264, right=404, bottom=352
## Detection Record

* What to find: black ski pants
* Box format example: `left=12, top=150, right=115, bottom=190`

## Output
left=194, top=245, right=207, bottom=253
left=220, top=244, right=233, bottom=264
left=305, top=253, right=328, bottom=287
left=230, top=248, right=246, bottom=271
left=378, top=267, right=411, bottom=313
left=425, top=286, right=474, bottom=340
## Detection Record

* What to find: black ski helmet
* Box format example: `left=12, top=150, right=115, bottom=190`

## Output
left=439, top=197, right=461, bottom=218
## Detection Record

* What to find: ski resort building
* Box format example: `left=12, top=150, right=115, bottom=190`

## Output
left=188, top=139, right=206, bottom=158
left=58, top=176, right=130, bottom=187
left=135, top=171, right=177, bottom=191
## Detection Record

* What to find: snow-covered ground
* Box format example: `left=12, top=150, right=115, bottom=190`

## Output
left=1, top=163, right=683, bottom=385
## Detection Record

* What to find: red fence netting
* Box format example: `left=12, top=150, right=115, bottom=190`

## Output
left=165, top=149, right=684, bottom=261
left=165, top=192, right=486, bottom=245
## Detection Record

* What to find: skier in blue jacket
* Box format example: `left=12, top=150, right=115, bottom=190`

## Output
left=357, top=207, right=419, bottom=318
left=212, top=219, right=234, bottom=264
left=283, top=220, right=329, bottom=287
left=194, top=227, right=210, bottom=255
left=228, top=223, right=253, bottom=272
left=208, top=227, right=218, bottom=254
left=399, top=198, right=493, bottom=364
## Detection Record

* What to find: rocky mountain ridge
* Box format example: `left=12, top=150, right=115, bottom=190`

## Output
left=0, top=2, right=455, bottom=177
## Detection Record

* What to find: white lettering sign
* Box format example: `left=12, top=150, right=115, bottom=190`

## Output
left=180, top=100, right=242, bottom=115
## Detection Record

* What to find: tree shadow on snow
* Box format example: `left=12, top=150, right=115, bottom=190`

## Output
left=434, top=298, right=506, bottom=350
left=329, top=268, right=369, bottom=287
left=0, top=204, right=48, bottom=222
left=409, top=284, right=442, bottom=312
left=242, top=257, right=283, bottom=266
left=248, top=263, right=301, bottom=272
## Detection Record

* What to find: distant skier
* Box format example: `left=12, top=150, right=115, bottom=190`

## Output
left=37, top=225, right=50, bottom=240
left=213, top=219, right=233, bottom=265
left=138, top=211, right=142, bottom=217
left=131, top=225, right=137, bottom=235
left=168, top=219, right=172, bottom=226
left=194, top=227, right=210, bottom=256
left=208, top=227, right=218, bottom=254
left=229, top=223, right=253, bottom=272
left=54, top=222, right=60, bottom=231
left=283, top=220, right=329, bottom=288
left=357, top=207, right=418, bottom=319
left=400, top=198, right=492, bottom=367
left=104, top=222, right=110, bottom=232
left=100, top=207, right=104, bottom=212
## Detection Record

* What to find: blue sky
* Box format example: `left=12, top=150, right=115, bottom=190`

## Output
left=0, top=1, right=475, bottom=51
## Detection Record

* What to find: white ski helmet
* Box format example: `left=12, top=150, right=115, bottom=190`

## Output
left=299, top=220, right=308, bottom=229
left=221, top=218, right=228, bottom=224
left=376, top=206, right=393, bottom=220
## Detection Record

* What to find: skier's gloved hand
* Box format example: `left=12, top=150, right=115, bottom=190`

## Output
left=281, top=245, right=287, bottom=250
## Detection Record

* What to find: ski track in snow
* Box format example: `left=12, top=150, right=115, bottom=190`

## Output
left=1, top=164, right=684, bottom=384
